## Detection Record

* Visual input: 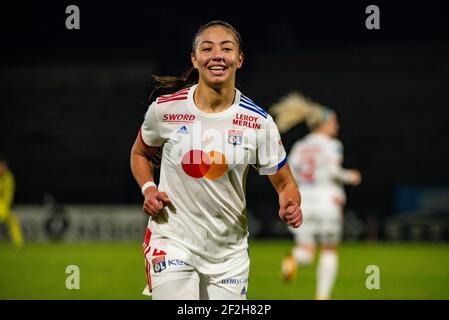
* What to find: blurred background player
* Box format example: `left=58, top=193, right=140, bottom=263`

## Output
left=269, top=93, right=361, bottom=300
left=0, top=157, right=24, bottom=249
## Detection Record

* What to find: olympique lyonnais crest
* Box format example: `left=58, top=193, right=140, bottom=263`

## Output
left=228, top=129, right=243, bottom=145
left=152, top=256, right=167, bottom=273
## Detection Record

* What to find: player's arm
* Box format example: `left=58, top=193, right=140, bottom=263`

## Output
left=333, top=167, right=362, bottom=185
left=268, top=163, right=303, bottom=228
left=130, top=134, right=171, bottom=216
left=130, top=133, right=159, bottom=188
left=328, top=141, right=361, bottom=186
left=286, top=143, right=302, bottom=182
left=329, top=158, right=362, bottom=186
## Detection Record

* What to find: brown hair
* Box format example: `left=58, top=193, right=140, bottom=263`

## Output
left=150, top=20, right=242, bottom=96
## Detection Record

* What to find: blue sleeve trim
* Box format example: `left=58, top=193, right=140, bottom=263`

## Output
left=258, top=156, right=288, bottom=175
left=277, top=156, right=288, bottom=170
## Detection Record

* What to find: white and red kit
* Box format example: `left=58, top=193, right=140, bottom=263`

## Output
left=287, top=133, right=354, bottom=245
left=139, top=84, right=286, bottom=296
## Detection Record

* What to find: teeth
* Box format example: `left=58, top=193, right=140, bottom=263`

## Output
left=209, top=66, right=225, bottom=70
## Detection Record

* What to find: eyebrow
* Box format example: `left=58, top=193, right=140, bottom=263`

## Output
left=199, top=40, right=236, bottom=46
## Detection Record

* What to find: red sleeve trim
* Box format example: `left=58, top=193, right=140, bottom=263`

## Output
left=139, top=127, right=151, bottom=148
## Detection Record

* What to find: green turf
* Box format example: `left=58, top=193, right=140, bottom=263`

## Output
left=249, top=240, right=449, bottom=300
left=0, top=241, right=448, bottom=299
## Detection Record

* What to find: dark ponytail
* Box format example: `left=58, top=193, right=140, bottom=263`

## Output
left=152, top=68, right=199, bottom=91
left=148, top=68, right=198, bottom=103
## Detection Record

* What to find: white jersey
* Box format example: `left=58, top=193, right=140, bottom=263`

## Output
left=288, top=133, right=353, bottom=206
left=140, top=84, right=286, bottom=264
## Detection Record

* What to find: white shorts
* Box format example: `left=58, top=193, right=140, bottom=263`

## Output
left=142, top=227, right=249, bottom=300
left=290, top=199, right=343, bottom=246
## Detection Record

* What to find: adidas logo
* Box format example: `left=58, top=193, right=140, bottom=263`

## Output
left=176, top=125, right=189, bottom=134
left=240, top=286, right=247, bottom=295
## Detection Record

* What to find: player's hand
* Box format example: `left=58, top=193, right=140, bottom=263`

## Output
left=157, top=192, right=175, bottom=211
left=279, top=198, right=303, bottom=228
left=350, top=170, right=362, bottom=186
left=143, top=187, right=164, bottom=217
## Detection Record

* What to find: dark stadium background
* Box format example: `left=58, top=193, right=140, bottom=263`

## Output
left=1, top=0, right=448, bottom=241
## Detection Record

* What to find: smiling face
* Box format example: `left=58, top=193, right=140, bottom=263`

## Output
left=191, top=25, right=243, bottom=89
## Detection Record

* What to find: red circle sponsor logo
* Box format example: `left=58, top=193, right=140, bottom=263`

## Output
left=181, top=150, right=228, bottom=180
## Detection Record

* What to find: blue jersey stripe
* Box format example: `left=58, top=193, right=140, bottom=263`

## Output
left=241, top=95, right=254, bottom=104
left=239, top=101, right=268, bottom=116
left=241, top=96, right=267, bottom=113
left=258, top=156, right=288, bottom=175
left=239, top=103, right=268, bottom=118
left=277, top=156, right=288, bottom=170
left=241, top=95, right=255, bottom=103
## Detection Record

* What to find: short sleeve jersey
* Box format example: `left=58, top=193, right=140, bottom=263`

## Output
left=140, top=84, right=286, bottom=262
left=288, top=133, right=346, bottom=204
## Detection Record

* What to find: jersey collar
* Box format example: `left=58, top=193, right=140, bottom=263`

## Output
left=187, top=84, right=241, bottom=120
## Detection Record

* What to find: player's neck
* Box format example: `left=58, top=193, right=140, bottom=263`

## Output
left=312, top=130, right=331, bottom=138
left=194, top=81, right=236, bottom=113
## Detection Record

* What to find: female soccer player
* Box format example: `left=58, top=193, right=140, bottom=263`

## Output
left=270, top=93, right=361, bottom=300
left=130, top=20, right=302, bottom=300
